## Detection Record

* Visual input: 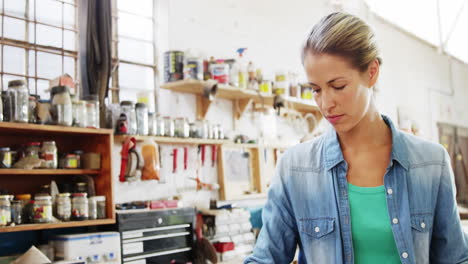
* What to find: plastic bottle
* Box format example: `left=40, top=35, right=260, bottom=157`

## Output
left=232, top=48, right=247, bottom=89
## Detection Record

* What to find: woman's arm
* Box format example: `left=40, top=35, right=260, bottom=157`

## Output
left=430, top=149, right=468, bottom=263
left=244, top=154, right=298, bottom=264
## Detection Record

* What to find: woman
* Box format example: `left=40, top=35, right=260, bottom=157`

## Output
left=244, top=12, right=468, bottom=264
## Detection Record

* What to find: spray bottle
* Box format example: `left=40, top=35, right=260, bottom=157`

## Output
left=230, top=48, right=248, bottom=89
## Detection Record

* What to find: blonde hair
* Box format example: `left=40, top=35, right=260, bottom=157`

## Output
left=302, top=12, right=382, bottom=72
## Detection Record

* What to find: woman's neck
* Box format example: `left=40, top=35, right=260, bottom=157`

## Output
left=337, top=107, right=392, bottom=152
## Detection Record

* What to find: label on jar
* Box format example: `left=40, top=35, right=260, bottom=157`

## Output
left=0, top=209, right=10, bottom=226
left=66, top=158, right=78, bottom=169
left=1, top=153, right=11, bottom=168
left=57, top=204, right=71, bottom=219
left=34, top=205, right=52, bottom=222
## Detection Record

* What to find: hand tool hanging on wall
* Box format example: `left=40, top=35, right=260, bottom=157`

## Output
left=172, top=148, right=178, bottom=173
left=199, top=145, right=206, bottom=166
left=141, top=139, right=160, bottom=181
left=184, top=147, right=188, bottom=170
left=119, top=137, right=140, bottom=182
left=211, top=145, right=217, bottom=167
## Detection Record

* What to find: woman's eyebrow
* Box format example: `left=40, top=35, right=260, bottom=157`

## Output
left=309, top=77, right=346, bottom=87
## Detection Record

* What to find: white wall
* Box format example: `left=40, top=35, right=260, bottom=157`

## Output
left=113, top=0, right=468, bottom=206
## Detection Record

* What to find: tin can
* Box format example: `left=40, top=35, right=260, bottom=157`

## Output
left=185, top=57, right=203, bottom=80
left=164, top=51, right=184, bottom=83
left=210, top=61, right=229, bottom=84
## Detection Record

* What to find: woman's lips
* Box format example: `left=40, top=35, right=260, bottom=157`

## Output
left=327, top=114, right=344, bottom=124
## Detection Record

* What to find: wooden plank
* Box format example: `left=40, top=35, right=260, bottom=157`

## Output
left=114, top=135, right=230, bottom=145
left=0, top=169, right=100, bottom=175
left=0, top=219, right=115, bottom=233
left=0, top=122, right=113, bottom=135
left=217, top=145, right=226, bottom=201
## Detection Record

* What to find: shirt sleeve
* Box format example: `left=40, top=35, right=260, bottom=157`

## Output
left=430, top=148, right=468, bottom=263
left=244, top=153, right=298, bottom=264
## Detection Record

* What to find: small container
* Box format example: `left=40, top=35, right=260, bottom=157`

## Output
left=39, top=184, right=51, bottom=195
left=1, top=91, right=13, bottom=121
left=73, top=150, right=84, bottom=169
left=148, top=113, right=156, bottom=136
left=85, top=100, right=99, bottom=128
left=195, top=119, right=208, bottom=139
left=41, top=141, right=58, bottom=169
left=156, top=114, right=165, bottom=136
left=28, top=95, right=39, bottom=123
left=259, top=80, right=273, bottom=95
left=75, top=182, right=87, bottom=194
left=36, top=100, right=52, bottom=124
left=71, top=193, right=88, bottom=221
left=0, top=195, right=11, bottom=226
left=26, top=142, right=41, bottom=159
left=210, top=60, right=230, bottom=84
left=163, top=116, right=174, bottom=137
left=174, top=117, right=189, bottom=138
left=120, top=101, right=137, bottom=134
left=217, top=124, right=224, bottom=140
left=212, top=124, right=219, bottom=139
left=11, top=200, right=23, bottom=225
left=33, top=195, right=53, bottom=223
left=16, top=194, right=33, bottom=223
left=55, top=193, right=71, bottom=221
left=189, top=123, right=197, bottom=138
left=0, top=147, right=12, bottom=168
left=8, top=80, right=29, bottom=123
left=135, top=103, right=149, bottom=135
left=95, top=196, right=106, bottom=219
left=72, top=100, right=87, bottom=127
left=88, top=196, right=97, bottom=220
left=51, top=86, right=73, bottom=126
left=61, top=154, right=79, bottom=169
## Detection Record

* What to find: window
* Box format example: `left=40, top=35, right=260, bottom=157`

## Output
left=0, top=0, right=78, bottom=99
left=110, top=0, right=157, bottom=110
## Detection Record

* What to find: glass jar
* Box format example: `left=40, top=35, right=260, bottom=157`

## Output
left=163, top=116, right=174, bottom=137
left=148, top=113, right=156, bottom=136
left=85, top=101, right=99, bottom=128
left=55, top=193, right=71, bottom=221
left=2, top=91, right=12, bottom=121
left=135, top=103, right=149, bottom=136
left=195, top=119, right=208, bottom=139
left=212, top=124, right=219, bottom=139
left=0, top=195, right=11, bottom=226
left=28, top=95, right=38, bottom=123
left=120, top=101, right=137, bottom=135
left=75, top=182, right=87, bottom=194
left=26, top=142, right=41, bottom=159
left=36, top=100, right=52, bottom=124
left=95, top=196, right=106, bottom=219
left=174, top=117, right=189, bottom=138
left=73, top=150, right=83, bottom=169
left=11, top=200, right=23, bottom=225
left=61, top=154, right=79, bottom=169
left=88, top=196, right=97, bottom=220
left=156, top=114, right=165, bottom=136
left=72, top=100, right=87, bottom=127
left=71, top=193, right=88, bottom=221
left=16, top=194, right=32, bottom=223
left=189, top=123, right=197, bottom=138
left=33, top=195, right=53, bottom=223
left=0, top=147, right=12, bottom=168
left=217, top=124, right=224, bottom=140
left=7, top=80, right=29, bottom=123
left=51, top=85, right=73, bottom=126
left=41, top=141, right=58, bottom=169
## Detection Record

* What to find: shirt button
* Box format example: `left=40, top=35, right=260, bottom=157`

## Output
left=387, top=188, right=393, bottom=195
left=402, top=252, right=409, bottom=259
left=314, top=226, right=320, bottom=233
left=421, top=222, right=426, bottom=229
left=392, top=218, right=399, bottom=224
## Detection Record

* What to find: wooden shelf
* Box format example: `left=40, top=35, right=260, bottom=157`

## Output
left=0, top=219, right=115, bottom=233
left=0, top=122, right=113, bottom=136
left=0, top=169, right=100, bottom=175
left=114, top=135, right=230, bottom=145
left=161, top=80, right=322, bottom=120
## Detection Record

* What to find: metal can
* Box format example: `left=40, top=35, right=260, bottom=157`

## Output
left=210, top=60, right=230, bottom=84
left=185, top=57, right=203, bottom=80
left=33, top=195, right=53, bottom=223
left=164, top=51, right=184, bottom=83
left=56, top=193, right=71, bottom=221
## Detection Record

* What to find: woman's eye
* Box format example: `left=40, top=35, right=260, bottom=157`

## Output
left=312, top=89, right=321, bottom=94
left=332, top=85, right=345, bottom=90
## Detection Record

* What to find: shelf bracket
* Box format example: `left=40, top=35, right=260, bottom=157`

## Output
left=196, top=95, right=213, bottom=120
left=234, top=98, right=253, bottom=120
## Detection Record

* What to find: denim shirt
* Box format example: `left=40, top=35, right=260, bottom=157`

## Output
left=245, top=116, right=468, bottom=264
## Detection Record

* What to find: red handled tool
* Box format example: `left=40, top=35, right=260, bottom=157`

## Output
left=211, top=145, right=217, bottom=167
left=172, top=148, right=178, bottom=173
left=119, top=137, right=138, bottom=182
left=184, top=147, right=188, bottom=170
left=200, top=145, right=206, bottom=166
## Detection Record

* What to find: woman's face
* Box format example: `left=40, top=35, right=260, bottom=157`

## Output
left=303, top=52, right=378, bottom=133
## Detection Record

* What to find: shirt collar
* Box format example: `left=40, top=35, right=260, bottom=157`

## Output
left=323, top=114, right=409, bottom=171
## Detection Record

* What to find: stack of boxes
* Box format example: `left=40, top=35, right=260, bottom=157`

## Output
left=202, top=208, right=256, bottom=262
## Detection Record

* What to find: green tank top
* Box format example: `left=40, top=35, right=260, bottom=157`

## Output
left=348, top=183, right=401, bottom=263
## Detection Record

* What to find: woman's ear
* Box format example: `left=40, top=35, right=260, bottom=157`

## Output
left=368, top=59, right=380, bottom=88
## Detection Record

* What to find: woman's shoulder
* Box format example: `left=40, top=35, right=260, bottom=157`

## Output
left=397, top=131, right=447, bottom=167
left=281, top=134, right=327, bottom=171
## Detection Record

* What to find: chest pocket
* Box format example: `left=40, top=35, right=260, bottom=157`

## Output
left=300, top=218, right=335, bottom=239
left=410, top=213, right=433, bottom=232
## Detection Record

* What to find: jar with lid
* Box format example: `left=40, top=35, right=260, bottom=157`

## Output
left=41, top=141, right=57, bottom=169
left=195, top=119, right=208, bottom=139
left=75, top=182, right=88, bottom=194
left=7, top=80, right=29, bottom=123
left=36, top=100, right=52, bottom=124
left=16, top=194, right=33, bottom=223
left=74, top=150, right=83, bottom=169
left=189, top=123, right=197, bottom=138
left=135, top=103, right=149, bottom=135
left=1, top=91, right=13, bottom=121
left=61, top=154, right=79, bottom=169
left=163, top=116, right=174, bottom=137
left=211, top=124, right=219, bottom=139
left=71, top=193, right=88, bottom=220
left=155, top=114, right=165, bottom=136
left=55, top=193, right=71, bottom=221
left=85, top=100, right=99, bottom=128
left=0, top=147, right=12, bottom=168
left=174, top=117, right=189, bottom=138
left=148, top=112, right=156, bottom=136
left=217, top=124, right=224, bottom=140
left=120, top=101, right=137, bottom=134
left=0, top=195, right=11, bottom=226
left=88, top=196, right=97, bottom=220
left=72, top=100, right=87, bottom=127
left=11, top=200, right=23, bottom=225
left=95, top=196, right=106, bottom=219
left=26, top=142, right=41, bottom=159
left=28, top=95, right=39, bottom=123
left=33, top=195, right=53, bottom=223
left=51, top=85, right=72, bottom=126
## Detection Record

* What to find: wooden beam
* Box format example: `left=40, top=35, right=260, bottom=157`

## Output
left=217, top=145, right=226, bottom=200
left=234, top=98, right=253, bottom=119
left=196, top=95, right=212, bottom=120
